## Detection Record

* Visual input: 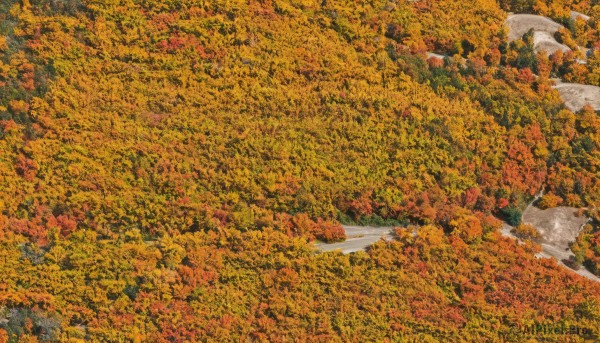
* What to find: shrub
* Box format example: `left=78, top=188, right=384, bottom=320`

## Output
left=562, top=255, right=581, bottom=270
left=565, top=194, right=584, bottom=208
left=315, top=220, right=346, bottom=243
left=513, top=223, right=541, bottom=240
left=501, top=206, right=522, bottom=226
left=537, top=192, right=563, bottom=209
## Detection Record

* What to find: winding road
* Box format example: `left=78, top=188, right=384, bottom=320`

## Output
left=318, top=11, right=600, bottom=282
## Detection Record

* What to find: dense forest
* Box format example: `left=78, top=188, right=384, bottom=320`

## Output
left=1, top=0, right=600, bottom=341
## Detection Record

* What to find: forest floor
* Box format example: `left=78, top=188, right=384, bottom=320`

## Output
left=500, top=205, right=600, bottom=282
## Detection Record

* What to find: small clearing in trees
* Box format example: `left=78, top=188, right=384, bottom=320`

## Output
left=505, top=14, right=563, bottom=42
left=553, top=81, right=600, bottom=112
left=501, top=205, right=599, bottom=282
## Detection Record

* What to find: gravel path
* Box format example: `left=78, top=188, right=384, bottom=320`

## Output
left=571, top=10, right=590, bottom=21
left=426, top=52, right=447, bottom=60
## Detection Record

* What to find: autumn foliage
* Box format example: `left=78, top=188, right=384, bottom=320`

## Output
left=0, top=0, right=600, bottom=341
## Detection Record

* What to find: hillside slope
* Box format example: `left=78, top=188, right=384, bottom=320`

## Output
left=1, top=0, right=600, bottom=342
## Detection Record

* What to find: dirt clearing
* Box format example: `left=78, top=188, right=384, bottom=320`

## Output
left=533, top=31, right=570, bottom=54
left=522, top=206, right=588, bottom=249
left=505, top=14, right=563, bottom=42
left=501, top=205, right=599, bottom=282
left=553, top=82, right=600, bottom=112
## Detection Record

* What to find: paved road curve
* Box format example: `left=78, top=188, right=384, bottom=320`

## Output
left=315, top=225, right=395, bottom=254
